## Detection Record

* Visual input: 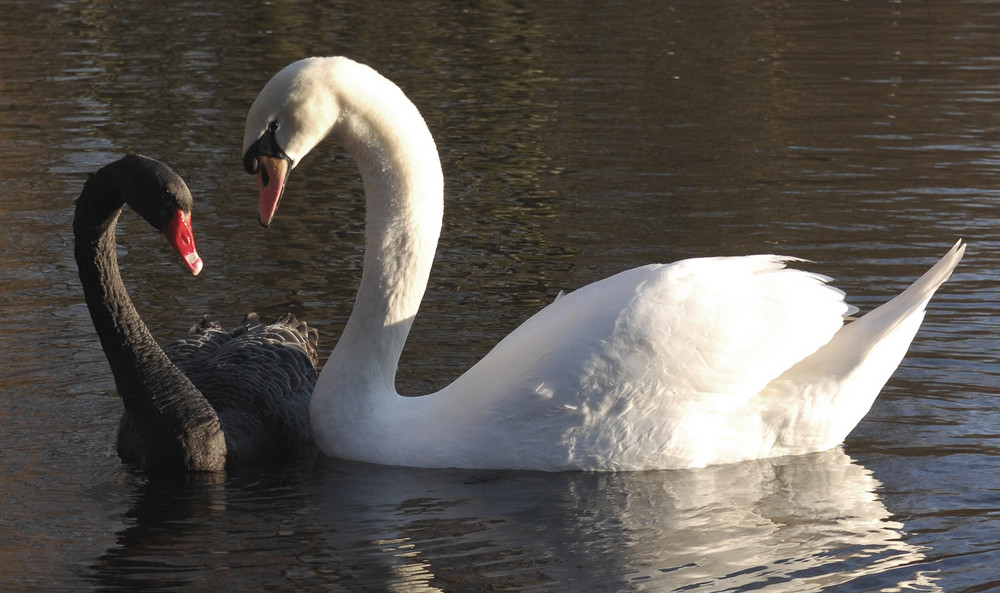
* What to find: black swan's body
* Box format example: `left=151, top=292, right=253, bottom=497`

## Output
left=75, top=154, right=317, bottom=472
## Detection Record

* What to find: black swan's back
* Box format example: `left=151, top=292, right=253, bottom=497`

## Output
left=163, top=313, right=318, bottom=466
left=117, top=312, right=319, bottom=469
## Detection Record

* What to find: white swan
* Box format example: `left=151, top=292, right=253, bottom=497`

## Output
left=242, top=56, right=964, bottom=471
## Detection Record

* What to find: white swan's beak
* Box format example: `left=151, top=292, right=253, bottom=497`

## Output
left=257, top=155, right=290, bottom=228
left=164, top=209, right=203, bottom=276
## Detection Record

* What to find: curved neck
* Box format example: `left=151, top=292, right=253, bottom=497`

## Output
left=317, top=67, right=444, bottom=405
left=74, top=187, right=224, bottom=470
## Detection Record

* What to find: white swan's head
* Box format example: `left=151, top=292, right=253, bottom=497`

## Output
left=243, top=56, right=443, bottom=229
left=242, top=57, right=347, bottom=226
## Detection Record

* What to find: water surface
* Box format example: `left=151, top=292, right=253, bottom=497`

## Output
left=2, top=0, right=1000, bottom=590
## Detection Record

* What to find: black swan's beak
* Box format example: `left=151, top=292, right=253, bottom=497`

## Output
left=164, top=209, right=203, bottom=275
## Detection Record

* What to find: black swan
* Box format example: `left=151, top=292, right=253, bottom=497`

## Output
left=75, top=154, right=317, bottom=471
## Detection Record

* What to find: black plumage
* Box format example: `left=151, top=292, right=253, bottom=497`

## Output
left=75, top=154, right=317, bottom=472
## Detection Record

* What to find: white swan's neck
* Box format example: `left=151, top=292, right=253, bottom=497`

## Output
left=312, top=59, right=444, bottom=413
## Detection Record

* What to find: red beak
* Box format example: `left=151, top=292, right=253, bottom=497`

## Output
left=164, top=209, right=203, bottom=275
left=257, top=155, right=290, bottom=228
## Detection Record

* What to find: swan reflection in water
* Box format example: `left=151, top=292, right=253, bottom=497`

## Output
left=90, top=449, right=938, bottom=591
left=309, top=448, right=937, bottom=591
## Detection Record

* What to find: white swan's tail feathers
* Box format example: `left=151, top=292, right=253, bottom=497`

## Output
left=906, top=239, right=965, bottom=299
left=854, top=239, right=964, bottom=332
left=763, top=240, right=964, bottom=454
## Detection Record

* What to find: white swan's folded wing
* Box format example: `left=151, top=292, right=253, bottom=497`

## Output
left=449, top=256, right=850, bottom=422
left=618, top=256, right=853, bottom=406
left=422, top=256, right=851, bottom=469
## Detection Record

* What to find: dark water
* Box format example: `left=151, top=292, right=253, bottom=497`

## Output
left=2, top=0, right=999, bottom=590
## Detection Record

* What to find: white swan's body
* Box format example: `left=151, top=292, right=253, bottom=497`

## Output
left=243, top=57, right=964, bottom=471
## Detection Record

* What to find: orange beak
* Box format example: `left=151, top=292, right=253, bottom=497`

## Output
left=257, top=155, right=290, bottom=228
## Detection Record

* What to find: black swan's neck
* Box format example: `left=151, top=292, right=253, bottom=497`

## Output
left=74, top=188, right=225, bottom=471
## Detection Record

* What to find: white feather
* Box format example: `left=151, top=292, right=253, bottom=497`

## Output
left=244, top=56, right=964, bottom=471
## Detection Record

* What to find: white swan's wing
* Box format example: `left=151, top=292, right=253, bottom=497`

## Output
left=612, top=256, right=852, bottom=405
left=417, top=256, right=852, bottom=468
left=465, top=256, right=852, bottom=409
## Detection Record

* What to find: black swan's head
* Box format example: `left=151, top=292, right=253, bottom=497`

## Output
left=82, top=154, right=203, bottom=275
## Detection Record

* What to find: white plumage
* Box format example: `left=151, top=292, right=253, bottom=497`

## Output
left=242, top=56, right=963, bottom=471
